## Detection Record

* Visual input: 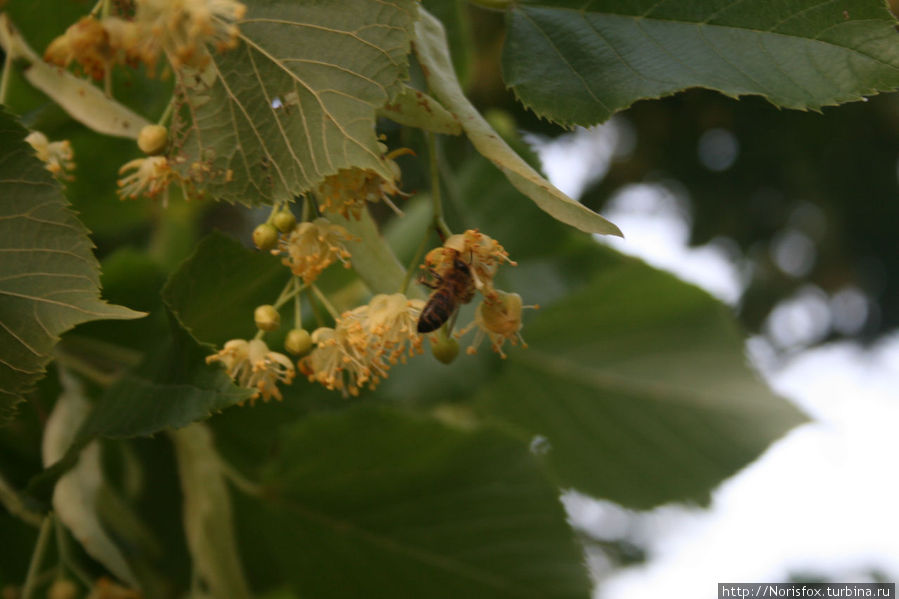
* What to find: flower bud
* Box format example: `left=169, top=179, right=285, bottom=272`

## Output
left=430, top=335, right=459, bottom=364
left=272, top=209, right=297, bottom=233
left=252, top=223, right=279, bottom=251
left=137, top=124, right=168, bottom=155
left=254, top=304, right=280, bottom=331
left=284, top=328, right=313, bottom=355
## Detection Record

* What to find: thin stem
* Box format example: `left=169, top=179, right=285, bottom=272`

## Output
left=22, top=516, right=53, bottom=599
left=306, top=287, right=326, bottom=328
left=0, top=473, right=42, bottom=527
left=426, top=132, right=452, bottom=241
left=218, top=459, right=264, bottom=497
left=0, top=51, right=12, bottom=106
left=157, top=94, right=176, bottom=127
left=401, top=227, right=432, bottom=294
left=311, top=284, right=341, bottom=321
left=293, top=278, right=302, bottom=328
left=103, top=68, right=112, bottom=97
left=53, top=350, right=118, bottom=387
left=301, top=195, right=312, bottom=222
left=265, top=203, right=280, bottom=224
left=55, top=520, right=92, bottom=587
left=271, top=277, right=297, bottom=310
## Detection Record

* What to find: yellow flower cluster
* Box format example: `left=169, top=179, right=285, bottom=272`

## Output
left=277, top=218, right=356, bottom=284
left=458, top=290, right=534, bottom=359
left=315, top=147, right=409, bottom=219
left=132, top=0, right=246, bottom=69
left=117, top=156, right=175, bottom=202
left=424, top=229, right=516, bottom=302
left=206, top=339, right=295, bottom=402
left=421, top=230, right=531, bottom=358
left=25, top=132, right=75, bottom=180
left=299, top=293, right=425, bottom=396
left=43, top=0, right=246, bottom=78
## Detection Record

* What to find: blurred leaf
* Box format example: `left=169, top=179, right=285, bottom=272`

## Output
left=473, top=247, right=807, bottom=509
left=42, top=370, right=139, bottom=586
left=162, top=232, right=286, bottom=346
left=26, top=314, right=253, bottom=510
left=171, top=0, right=417, bottom=204
left=171, top=423, right=251, bottom=599
left=0, top=107, right=143, bottom=423
left=502, top=0, right=899, bottom=126
left=379, top=84, right=462, bottom=135
left=413, top=7, right=622, bottom=236
left=235, top=405, right=591, bottom=598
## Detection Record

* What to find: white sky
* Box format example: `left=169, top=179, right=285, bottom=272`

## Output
left=532, top=123, right=899, bottom=597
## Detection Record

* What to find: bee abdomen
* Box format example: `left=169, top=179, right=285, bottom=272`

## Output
left=417, top=292, right=455, bottom=333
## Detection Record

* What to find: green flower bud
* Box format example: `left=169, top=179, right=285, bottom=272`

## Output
left=252, top=223, right=279, bottom=251
left=254, top=304, right=280, bottom=331
left=273, top=209, right=297, bottom=233
left=430, top=335, right=459, bottom=364
left=137, top=124, right=168, bottom=155
left=284, top=328, right=313, bottom=355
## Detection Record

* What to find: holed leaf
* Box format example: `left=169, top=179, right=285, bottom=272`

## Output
left=171, top=0, right=417, bottom=204
left=236, top=405, right=591, bottom=599
left=0, top=108, right=143, bottom=422
left=503, top=0, right=899, bottom=126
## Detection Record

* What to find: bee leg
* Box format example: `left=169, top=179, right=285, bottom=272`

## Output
left=418, top=268, right=442, bottom=289
left=447, top=307, right=461, bottom=333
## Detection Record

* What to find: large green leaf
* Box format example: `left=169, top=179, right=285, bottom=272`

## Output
left=162, top=232, right=286, bottom=346
left=234, top=405, right=591, bottom=598
left=0, top=108, right=143, bottom=422
left=503, top=0, right=899, bottom=126
left=473, top=247, right=807, bottom=509
left=171, top=0, right=417, bottom=204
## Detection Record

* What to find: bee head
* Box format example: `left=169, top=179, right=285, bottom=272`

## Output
left=454, top=257, right=470, bottom=272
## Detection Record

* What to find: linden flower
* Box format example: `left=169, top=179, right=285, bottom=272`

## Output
left=131, top=0, right=246, bottom=69
left=298, top=327, right=378, bottom=397
left=25, top=132, right=75, bottom=180
left=345, top=293, right=425, bottom=364
left=206, top=339, right=295, bottom=402
left=117, top=156, right=174, bottom=202
left=278, top=218, right=356, bottom=284
left=299, top=293, right=425, bottom=396
left=44, top=15, right=111, bottom=81
left=424, top=229, right=515, bottom=301
left=458, top=291, right=535, bottom=359
left=315, top=147, right=410, bottom=219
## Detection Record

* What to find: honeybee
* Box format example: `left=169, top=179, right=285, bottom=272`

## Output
left=417, top=250, right=476, bottom=333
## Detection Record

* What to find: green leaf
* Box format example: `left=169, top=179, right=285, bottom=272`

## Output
left=85, top=314, right=253, bottom=440
left=413, top=7, right=622, bottom=237
left=162, top=232, right=286, bottom=347
left=473, top=246, right=807, bottom=509
left=503, top=0, right=899, bottom=126
left=235, top=405, right=591, bottom=598
left=378, top=84, right=462, bottom=135
left=0, top=107, right=143, bottom=422
left=171, top=423, right=251, bottom=599
left=171, top=0, right=417, bottom=204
